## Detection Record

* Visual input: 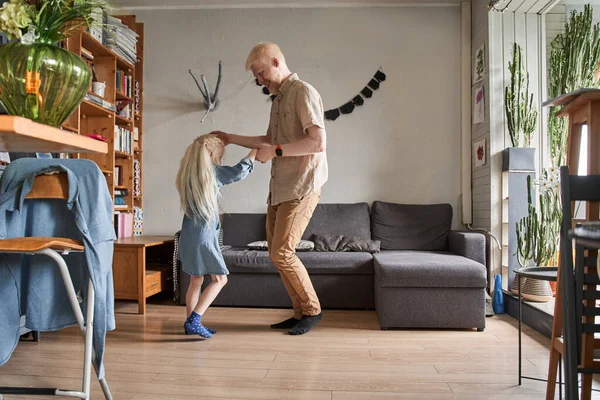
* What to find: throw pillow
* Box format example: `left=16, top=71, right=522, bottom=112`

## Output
left=247, top=240, right=314, bottom=251
left=311, top=234, right=381, bottom=253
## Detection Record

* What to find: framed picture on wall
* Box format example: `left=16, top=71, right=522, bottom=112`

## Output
left=474, top=139, right=486, bottom=168
left=473, top=86, right=485, bottom=124
left=473, top=43, right=485, bottom=84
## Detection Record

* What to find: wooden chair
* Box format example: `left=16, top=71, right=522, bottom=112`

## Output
left=0, top=173, right=112, bottom=400
left=557, top=166, right=600, bottom=400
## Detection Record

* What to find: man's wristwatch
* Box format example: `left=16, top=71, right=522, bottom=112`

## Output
left=275, top=144, right=283, bottom=157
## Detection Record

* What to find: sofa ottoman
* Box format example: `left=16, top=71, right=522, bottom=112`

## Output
left=371, top=201, right=487, bottom=330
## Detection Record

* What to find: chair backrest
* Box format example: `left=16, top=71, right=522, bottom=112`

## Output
left=559, top=166, right=600, bottom=366
left=25, top=173, right=69, bottom=200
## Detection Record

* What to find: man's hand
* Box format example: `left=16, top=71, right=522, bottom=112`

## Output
left=209, top=130, right=231, bottom=146
left=256, top=145, right=276, bottom=163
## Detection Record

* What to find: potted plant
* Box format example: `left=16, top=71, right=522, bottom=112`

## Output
left=0, top=0, right=108, bottom=127
left=502, top=43, right=538, bottom=172
left=513, top=168, right=562, bottom=301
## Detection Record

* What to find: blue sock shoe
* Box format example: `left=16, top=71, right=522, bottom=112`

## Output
left=184, top=312, right=212, bottom=338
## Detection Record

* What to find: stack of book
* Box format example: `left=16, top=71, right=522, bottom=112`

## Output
left=116, top=69, right=133, bottom=97
left=105, top=15, right=138, bottom=66
left=114, top=188, right=128, bottom=209
left=134, top=80, right=141, bottom=115
left=84, top=93, right=116, bottom=112
left=115, top=126, right=132, bottom=154
left=114, top=212, right=133, bottom=238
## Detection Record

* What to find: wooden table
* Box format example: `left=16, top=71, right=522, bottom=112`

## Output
left=113, top=236, right=174, bottom=314
left=0, top=116, right=108, bottom=153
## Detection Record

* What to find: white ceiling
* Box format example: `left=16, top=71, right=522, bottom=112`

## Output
left=108, top=0, right=466, bottom=11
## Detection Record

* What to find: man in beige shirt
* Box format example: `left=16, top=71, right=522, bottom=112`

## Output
left=212, top=42, right=328, bottom=335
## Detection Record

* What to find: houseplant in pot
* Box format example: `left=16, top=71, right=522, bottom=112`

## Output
left=0, top=0, right=107, bottom=127
left=513, top=169, right=562, bottom=302
left=502, top=42, right=537, bottom=170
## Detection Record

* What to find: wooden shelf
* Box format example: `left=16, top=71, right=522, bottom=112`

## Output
left=0, top=116, right=107, bottom=154
left=61, top=124, right=79, bottom=133
left=115, top=151, right=133, bottom=159
left=134, top=149, right=142, bottom=154
left=115, top=185, right=131, bottom=190
left=115, top=115, right=133, bottom=126
left=134, top=195, right=142, bottom=199
left=81, top=100, right=114, bottom=118
left=82, top=32, right=134, bottom=71
left=114, top=207, right=133, bottom=212
left=101, top=169, right=112, bottom=175
left=116, top=91, right=133, bottom=102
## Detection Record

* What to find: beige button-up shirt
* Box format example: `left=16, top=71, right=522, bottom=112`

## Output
left=267, top=73, right=328, bottom=206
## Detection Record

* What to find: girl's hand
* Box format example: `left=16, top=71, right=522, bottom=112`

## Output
left=248, top=149, right=258, bottom=161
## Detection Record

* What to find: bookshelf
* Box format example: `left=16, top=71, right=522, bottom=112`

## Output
left=61, top=14, right=144, bottom=237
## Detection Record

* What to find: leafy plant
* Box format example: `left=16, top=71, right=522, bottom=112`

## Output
left=547, top=4, right=600, bottom=166
left=516, top=169, right=562, bottom=267
left=505, top=42, right=537, bottom=148
left=0, top=0, right=108, bottom=43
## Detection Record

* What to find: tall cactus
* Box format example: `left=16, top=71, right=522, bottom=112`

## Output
left=505, top=43, right=538, bottom=148
left=548, top=4, right=600, bottom=166
left=516, top=173, right=562, bottom=267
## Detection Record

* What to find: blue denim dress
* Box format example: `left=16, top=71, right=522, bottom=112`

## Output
left=179, top=157, right=254, bottom=276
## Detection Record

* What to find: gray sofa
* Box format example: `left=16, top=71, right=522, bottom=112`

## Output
left=178, top=201, right=487, bottom=330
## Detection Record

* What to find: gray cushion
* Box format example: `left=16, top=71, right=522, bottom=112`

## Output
left=312, top=234, right=380, bottom=253
left=246, top=240, right=314, bottom=252
left=303, top=203, right=371, bottom=240
left=371, top=202, right=452, bottom=250
left=222, top=213, right=266, bottom=247
left=223, top=248, right=374, bottom=275
left=374, top=250, right=486, bottom=288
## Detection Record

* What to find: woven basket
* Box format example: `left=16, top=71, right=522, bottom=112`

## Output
left=511, top=276, right=553, bottom=302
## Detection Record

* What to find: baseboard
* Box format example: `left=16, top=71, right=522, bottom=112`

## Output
left=503, top=291, right=553, bottom=338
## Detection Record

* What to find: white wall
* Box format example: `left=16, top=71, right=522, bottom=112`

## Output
left=134, top=7, right=462, bottom=235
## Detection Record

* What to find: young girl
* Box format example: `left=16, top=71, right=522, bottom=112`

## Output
left=176, top=134, right=256, bottom=338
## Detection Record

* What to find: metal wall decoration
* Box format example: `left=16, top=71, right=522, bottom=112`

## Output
left=257, top=68, right=386, bottom=121
left=189, top=61, right=223, bottom=123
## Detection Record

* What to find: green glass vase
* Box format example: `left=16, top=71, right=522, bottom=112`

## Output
left=0, top=42, right=91, bottom=127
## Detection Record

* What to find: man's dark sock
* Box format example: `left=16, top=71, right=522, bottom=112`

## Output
left=288, top=313, right=322, bottom=335
left=270, top=317, right=300, bottom=329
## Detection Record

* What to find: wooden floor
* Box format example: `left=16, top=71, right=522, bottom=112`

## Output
left=2, top=303, right=600, bottom=400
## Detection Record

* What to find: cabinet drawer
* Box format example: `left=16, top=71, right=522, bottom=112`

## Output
left=145, top=264, right=170, bottom=297
left=145, top=270, right=163, bottom=297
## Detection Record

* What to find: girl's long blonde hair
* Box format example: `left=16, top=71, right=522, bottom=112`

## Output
left=176, top=134, right=224, bottom=224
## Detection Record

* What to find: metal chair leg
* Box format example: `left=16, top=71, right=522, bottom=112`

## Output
left=0, top=249, right=112, bottom=400
left=42, top=249, right=112, bottom=400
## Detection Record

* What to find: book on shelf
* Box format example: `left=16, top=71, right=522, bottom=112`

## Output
left=133, top=206, right=143, bottom=236
left=84, top=92, right=116, bottom=112
left=134, top=81, right=141, bottom=115
left=87, top=8, right=104, bottom=44
left=114, top=165, right=122, bottom=186
left=81, top=47, right=94, bottom=61
left=105, top=15, right=138, bottom=65
left=115, top=126, right=132, bottom=154
left=116, top=100, right=132, bottom=120
left=114, top=212, right=133, bottom=238
left=116, top=69, right=133, bottom=98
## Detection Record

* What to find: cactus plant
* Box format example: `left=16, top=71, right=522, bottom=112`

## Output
left=505, top=42, right=538, bottom=148
left=548, top=4, right=600, bottom=166
left=516, top=171, right=562, bottom=268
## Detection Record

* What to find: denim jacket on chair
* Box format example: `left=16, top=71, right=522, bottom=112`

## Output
left=0, top=158, right=116, bottom=379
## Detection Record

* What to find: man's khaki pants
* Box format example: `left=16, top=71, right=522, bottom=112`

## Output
left=266, top=190, right=321, bottom=319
